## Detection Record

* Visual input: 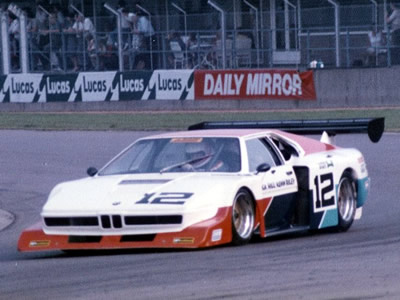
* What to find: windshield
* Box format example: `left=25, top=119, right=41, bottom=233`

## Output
left=99, top=137, right=241, bottom=175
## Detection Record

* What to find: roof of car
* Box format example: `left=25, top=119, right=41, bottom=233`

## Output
left=147, top=129, right=276, bottom=139
left=145, top=128, right=337, bottom=155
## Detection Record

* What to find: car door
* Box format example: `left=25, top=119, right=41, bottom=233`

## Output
left=245, top=137, right=298, bottom=230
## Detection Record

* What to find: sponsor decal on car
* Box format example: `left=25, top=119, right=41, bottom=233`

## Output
left=312, top=172, right=336, bottom=213
left=318, top=160, right=334, bottom=170
left=173, top=237, right=195, bottom=244
left=29, top=240, right=51, bottom=247
left=136, top=192, right=193, bottom=205
left=262, top=178, right=296, bottom=190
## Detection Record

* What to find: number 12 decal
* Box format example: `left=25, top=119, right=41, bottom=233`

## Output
left=313, top=173, right=335, bottom=211
left=136, top=192, right=193, bottom=205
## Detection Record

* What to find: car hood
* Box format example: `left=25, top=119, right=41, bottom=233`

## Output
left=42, top=173, right=242, bottom=216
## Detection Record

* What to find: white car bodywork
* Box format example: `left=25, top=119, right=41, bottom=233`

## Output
left=19, top=118, right=383, bottom=252
left=41, top=129, right=367, bottom=236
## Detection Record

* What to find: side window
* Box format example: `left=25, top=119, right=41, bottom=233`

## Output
left=246, top=138, right=281, bottom=172
left=270, top=136, right=300, bottom=161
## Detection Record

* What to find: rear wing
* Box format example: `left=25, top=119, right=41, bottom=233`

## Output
left=188, top=118, right=385, bottom=143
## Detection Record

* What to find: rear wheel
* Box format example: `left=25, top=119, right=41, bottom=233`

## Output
left=231, top=189, right=255, bottom=245
left=336, top=172, right=357, bottom=231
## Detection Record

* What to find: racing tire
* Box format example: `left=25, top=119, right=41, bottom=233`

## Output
left=231, top=189, right=255, bottom=245
left=336, top=171, right=357, bottom=232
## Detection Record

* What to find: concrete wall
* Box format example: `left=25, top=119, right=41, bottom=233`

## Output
left=0, top=66, right=399, bottom=112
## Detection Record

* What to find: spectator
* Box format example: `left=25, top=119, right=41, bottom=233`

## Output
left=119, top=8, right=133, bottom=50
left=62, top=12, right=78, bottom=71
left=103, top=22, right=119, bottom=70
left=51, top=4, right=64, bottom=27
left=365, top=25, right=385, bottom=66
left=71, top=13, right=84, bottom=71
left=8, top=13, right=20, bottom=70
left=71, top=13, right=95, bottom=71
left=41, top=13, right=63, bottom=71
left=186, top=33, right=198, bottom=68
left=166, top=31, right=186, bottom=68
left=35, top=4, right=48, bottom=32
left=87, top=33, right=106, bottom=71
left=386, top=2, right=400, bottom=64
left=186, top=32, right=198, bottom=49
left=26, top=7, right=42, bottom=71
left=133, top=8, right=156, bottom=69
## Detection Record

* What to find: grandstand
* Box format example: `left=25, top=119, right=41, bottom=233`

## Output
left=0, top=0, right=399, bottom=74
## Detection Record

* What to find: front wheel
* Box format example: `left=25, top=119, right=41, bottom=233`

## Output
left=336, top=172, right=357, bottom=231
left=231, top=189, right=255, bottom=245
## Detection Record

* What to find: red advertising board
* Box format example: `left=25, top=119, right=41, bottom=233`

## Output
left=194, top=69, right=316, bottom=100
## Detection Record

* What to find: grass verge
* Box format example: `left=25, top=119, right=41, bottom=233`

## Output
left=0, top=108, right=398, bottom=131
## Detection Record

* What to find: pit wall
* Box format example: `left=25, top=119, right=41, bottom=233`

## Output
left=0, top=67, right=398, bottom=112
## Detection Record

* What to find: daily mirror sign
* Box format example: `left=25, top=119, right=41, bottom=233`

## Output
left=194, top=69, right=316, bottom=100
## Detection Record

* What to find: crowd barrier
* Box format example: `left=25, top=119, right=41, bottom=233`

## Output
left=0, top=69, right=316, bottom=103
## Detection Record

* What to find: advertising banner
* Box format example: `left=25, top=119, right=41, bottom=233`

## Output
left=43, top=74, right=79, bottom=102
left=117, top=71, right=152, bottom=101
left=142, top=70, right=194, bottom=100
left=0, top=69, right=314, bottom=103
left=194, top=69, right=316, bottom=100
left=68, top=71, right=118, bottom=102
left=0, top=74, right=45, bottom=103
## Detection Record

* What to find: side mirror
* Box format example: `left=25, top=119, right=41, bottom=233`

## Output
left=256, top=163, right=271, bottom=174
left=87, top=167, right=98, bottom=177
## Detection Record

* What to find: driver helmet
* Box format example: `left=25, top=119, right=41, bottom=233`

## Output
left=185, top=141, right=213, bottom=168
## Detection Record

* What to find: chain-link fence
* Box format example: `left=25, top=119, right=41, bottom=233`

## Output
left=0, top=2, right=398, bottom=74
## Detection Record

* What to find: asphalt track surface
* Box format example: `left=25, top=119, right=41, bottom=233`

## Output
left=0, top=130, right=399, bottom=300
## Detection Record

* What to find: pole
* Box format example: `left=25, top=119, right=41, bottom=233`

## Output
left=136, top=4, right=153, bottom=70
left=284, top=0, right=289, bottom=50
left=327, top=0, right=340, bottom=67
left=70, top=4, right=84, bottom=17
left=243, top=0, right=260, bottom=67
left=369, top=0, right=378, bottom=29
left=7, top=4, right=29, bottom=73
left=93, top=0, right=99, bottom=70
left=104, top=3, right=123, bottom=71
left=19, top=12, right=28, bottom=73
left=270, top=0, right=276, bottom=51
left=165, top=0, right=169, bottom=32
left=208, top=0, right=226, bottom=69
left=259, top=0, right=264, bottom=65
left=38, top=5, right=51, bottom=72
left=0, top=11, right=11, bottom=74
left=283, top=0, right=298, bottom=49
left=172, top=3, right=188, bottom=68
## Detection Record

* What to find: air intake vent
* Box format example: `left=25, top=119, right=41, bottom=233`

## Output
left=101, top=215, right=111, bottom=229
left=68, top=236, right=102, bottom=243
left=112, top=215, right=122, bottom=228
left=120, top=234, right=156, bottom=242
left=44, top=217, right=98, bottom=227
left=125, top=215, right=182, bottom=225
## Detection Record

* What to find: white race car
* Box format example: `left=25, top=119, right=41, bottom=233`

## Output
left=18, top=118, right=384, bottom=251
